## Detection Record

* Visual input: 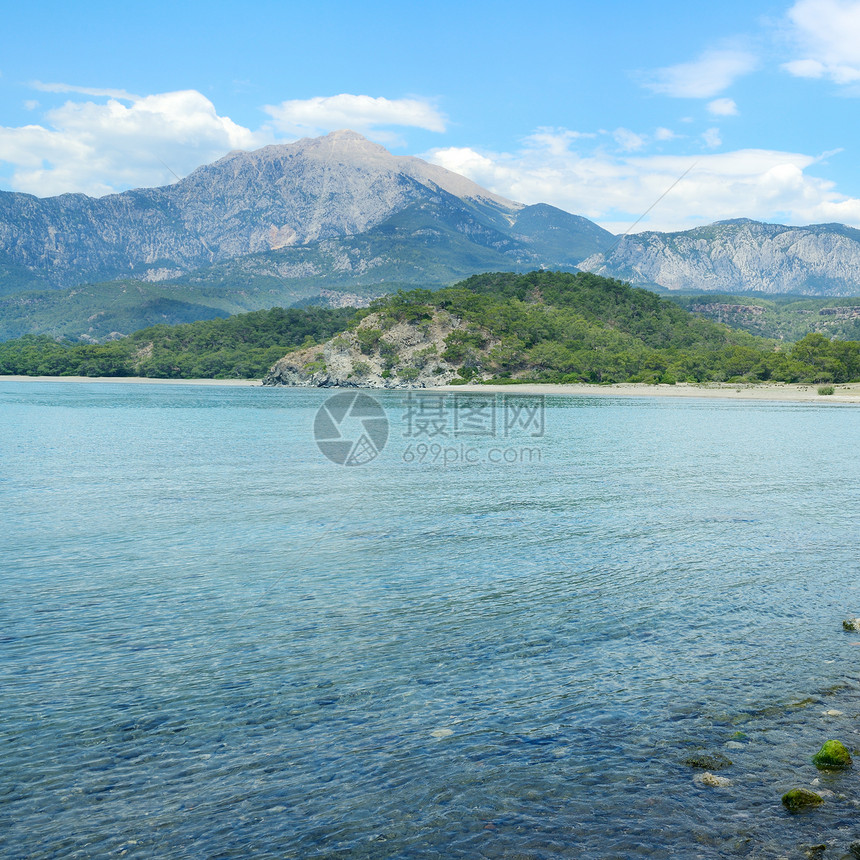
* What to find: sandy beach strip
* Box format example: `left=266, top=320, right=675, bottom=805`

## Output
left=4, top=375, right=860, bottom=403
left=0, top=375, right=261, bottom=386
left=439, top=381, right=860, bottom=404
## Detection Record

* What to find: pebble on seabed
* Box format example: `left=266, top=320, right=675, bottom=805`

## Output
left=684, top=752, right=732, bottom=770
left=697, top=772, right=732, bottom=788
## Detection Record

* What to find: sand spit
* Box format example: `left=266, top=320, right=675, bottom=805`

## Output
left=4, top=376, right=860, bottom=403
left=438, top=381, right=860, bottom=404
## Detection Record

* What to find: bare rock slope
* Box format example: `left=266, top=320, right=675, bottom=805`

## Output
left=580, top=219, right=860, bottom=296
left=263, top=309, right=493, bottom=389
left=0, top=130, right=616, bottom=294
left=0, top=131, right=518, bottom=289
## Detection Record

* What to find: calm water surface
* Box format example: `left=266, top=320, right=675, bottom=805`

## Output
left=2, top=380, right=860, bottom=858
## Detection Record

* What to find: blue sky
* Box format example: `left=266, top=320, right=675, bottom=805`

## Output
left=1, top=0, right=859, bottom=232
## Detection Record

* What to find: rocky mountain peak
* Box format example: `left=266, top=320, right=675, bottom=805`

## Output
left=309, top=128, right=389, bottom=148
left=0, top=131, right=536, bottom=289
left=580, top=219, right=860, bottom=295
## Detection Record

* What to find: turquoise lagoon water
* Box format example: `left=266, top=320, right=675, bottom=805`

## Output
left=1, top=380, right=860, bottom=858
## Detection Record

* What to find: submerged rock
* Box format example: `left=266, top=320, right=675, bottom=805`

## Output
left=812, top=739, right=853, bottom=769
left=697, top=771, right=732, bottom=787
left=843, top=618, right=860, bottom=631
left=782, top=788, right=824, bottom=813
left=684, top=752, right=732, bottom=770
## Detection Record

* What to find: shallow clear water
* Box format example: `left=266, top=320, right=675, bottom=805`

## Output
left=2, top=380, right=860, bottom=858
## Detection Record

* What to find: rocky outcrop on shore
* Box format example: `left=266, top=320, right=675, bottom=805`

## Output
left=263, top=309, right=491, bottom=388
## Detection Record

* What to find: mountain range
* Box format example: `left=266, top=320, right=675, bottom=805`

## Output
left=0, top=130, right=611, bottom=295
left=580, top=219, right=860, bottom=296
left=3, top=131, right=860, bottom=341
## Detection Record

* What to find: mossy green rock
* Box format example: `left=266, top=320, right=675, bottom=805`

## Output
left=812, top=739, right=852, bottom=769
left=684, top=752, right=732, bottom=770
left=781, top=788, right=824, bottom=813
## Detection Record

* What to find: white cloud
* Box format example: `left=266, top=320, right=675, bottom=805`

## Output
left=263, top=94, right=446, bottom=142
left=782, top=0, right=860, bottom=84
left=31, top=82, right=138, bottom=100
left=783, top=58, right=827, bottom=78
left=0, top=89, right=267, bottom=197
left=707, top=98, right=739, bottom=116
left=644, top=48, right=759, bottom=98
left=655, top=127, right=679, bottom=141
left=702, top=127, right=722, bottom=148
left=613, top=128, right=646, bottom=151
left=425, top=130, right=860, bottom=233
left=524, top=127, right=596, bottom=154
left=0, top=88, right=448, bottom=197
left=427, top=146, right=499, bottom=180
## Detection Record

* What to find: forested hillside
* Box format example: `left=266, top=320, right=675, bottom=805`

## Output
left=6, top=271, right=860, bottom=385
left=269, top=271, right=860, bottom=386
left=674, top=293, right=860, bottom=342
left=0, top=307, right=356, bottom=378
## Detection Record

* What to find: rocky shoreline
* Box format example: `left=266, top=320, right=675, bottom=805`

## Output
left=262, top=308, right=476, bottom=389
left=260, top=370, right=860, bottom=403
left=7, top=375, right=860, bottom=403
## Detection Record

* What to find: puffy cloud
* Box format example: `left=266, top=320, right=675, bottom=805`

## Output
left=0, top=87, right=448, bottom=197
left=0, top=89, right=265, bottom=197
left=702, top=127, right=722, bottom=148
left=613, top=128, right=646, bottom=151
left=0, top=87, right=449, bottom=197
left=427, top=146, right=500, bottom=181
left=707, top=98, right=738, bottom=116
left=425, top=130, right=860, bottom=233
left=263, top=94, right=446, bottom=141
left=782, top=0, right=860, bottom=84
left=524, top=127, right=596, bottom=154
left=644, top=48, right=759, bottom=98
left=783, top=58, right=828, bottom=78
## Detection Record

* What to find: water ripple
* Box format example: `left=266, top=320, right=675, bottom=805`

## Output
left=2, top=382, right=860, bottom=857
